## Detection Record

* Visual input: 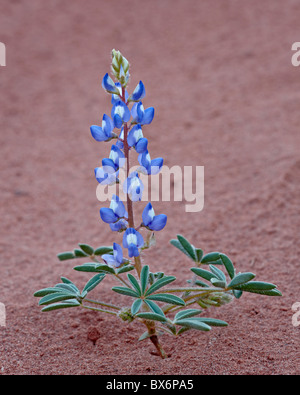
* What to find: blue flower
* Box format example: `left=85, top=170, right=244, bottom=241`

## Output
left=102, top=73, right=120, bottom=95
left=100, top=195, right=127, bottom=224
left=142, top=203, right=167, bottom=231
left=127, top=124, right=148, bottom=153
left=111, top=100, right=131, bottom=129
left=90, top=114, right=115, bottom=142
left=110, top=218, right=128, bottom=232
left=123, top=171, right=144, bottom=202
left=123, top=228, right=144, bottom=257
left=111, top=82, right=129, bottom=105
left=128, top=81, right=146, bottom=103
left=94, top=167, right=119, bottom=185
left=101, top=243, right=125, bottom=268
left=138, top=151, right=163, bottom=175
left=131, top=102, right=154, bottom=125
left=102, top=145, right=125, bottom=173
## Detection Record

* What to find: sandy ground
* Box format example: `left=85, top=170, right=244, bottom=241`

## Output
left=0, top=0, right=299, bottom=375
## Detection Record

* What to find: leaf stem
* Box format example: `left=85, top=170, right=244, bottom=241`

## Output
left=82, top=304, right=118, bottom=316
left=84, top=298, right=120, bottom=310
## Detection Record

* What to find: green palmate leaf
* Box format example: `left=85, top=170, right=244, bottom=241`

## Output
left=74, top=248, right=88, bottom=258
left=146, top=294, right=185, bottom=306
left=195, top=248, right=204, bottom=263
left=201, top=252, right=222, bottom=265
left=232, top=282, right=281, bottom=296
left=42, top=300, right=81, bottom=312
left=175, top=318, right=211, bottom=332
left=140, top=265, right=150, bottom=295
left=136, top=312, right=167, bottom=323
left=195, top=317, right=228, bottom=327
left=210, top=278, right=226, bottom=288
left=144, top=300, right=165, bottom=317
left=177, top=235, right=196, bottom=261
left=219, top=254, right=235, bottom=279
left=61, top=277, right=74, bottom=285
left=145, top=276, right=176, bottom=296
left=78, top=243, right=94, bottom=256
left=195, top=280, right=210, bottom=288
left=73, top=263, right=115, bottom=274
left=111, top=286, right=140, bottom=298
left=82, top=274, right=105, bottom=294
left=228, top=272, right=256, bottom=288
left=177, top=327, right=191, bottom=335
left=116, top=265, right=135, bottom=274
left=39, top=292, right=78, bottom=306
left=233, top=290, right=243, bottom=299
left=55, top=283, right=80, bottom=295
left=174, top=309, right=202, bottom=322
left=138, top=331, right=153, bottom=341
left=170, top=239, right=192, bottom=259
left=57, top=252, right=75, bottom=261
left=131, top=299, right=143, bottom=315
left=34, top=287, right=63, bottom=298
left=127, top=273, right=142, bottom=296
left=209, top=265, right=227, bottom=282
left=191, top=267, right=217, bottom=282
left=94, top=246, right=113, bottom=256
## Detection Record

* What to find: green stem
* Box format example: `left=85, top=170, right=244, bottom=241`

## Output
left=82, top=304, right=118, bottom=316
left=84, top=298, right=120, bottom=310
left=154, top=287, right=224, bottom=294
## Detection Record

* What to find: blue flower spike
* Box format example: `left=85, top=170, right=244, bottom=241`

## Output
left=100, top=195, right=127, bottom=224
left=101, top=243, right=125, bottom=268
left=142, top=202, right=167, bottom=231
left=102, top=73, right=120, bottom=95
left=127, top=124, right=148, bottom=153
left=90, top=114, right=116, bottom=142
left=128, top=81, right=146, bottom=103
left=138, top=150, right=163, bottom=175
left=123, top=171, right=144, bottom=202
left=131, top=102, right=154, bottom=125
left=111, top=100, right=131, bottom=129
left=123, top=228, right=144, bottom=257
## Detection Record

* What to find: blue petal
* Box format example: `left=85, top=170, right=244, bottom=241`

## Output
left=102, top=158, right=117, bottom=172
left=129, top=81, right=146, bottom=102
left=113, top=114, right=123, bottom=129
left=100, top=208, right=119, bottom=224
left=90, top=125, right=107, bottom=142
left=148, top=214, right=167, bottom=231
left=150, top=158, right=164, bottom=175
left=136, top=230, right=144, bottom=248
left=110, top=195, right=126, bottom=218
left=113, top=242, right=123, bottom=264
left=101, top=254, right=117, bottom=266
left=142, top=107, right=155, bottom=125
left=138, top=151, right=151, bottom=174
left=110, top=145, right=125, bottom=169
left=142, top=202, right=154, bottom=227
left=110, top=219, right=128, bottom=232
left=135, top=137, right=148, bottom=153
left=128, top=244, right=139, bottom=258
left=102, top=73, right=119, bottom=94
left=102, top=114, right=114, bottom=137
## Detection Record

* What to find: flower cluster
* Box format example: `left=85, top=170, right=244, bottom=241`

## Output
left=91, top=50, right=167, bottom=263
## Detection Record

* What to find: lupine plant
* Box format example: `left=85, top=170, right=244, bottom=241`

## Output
left=34, top=50, right=282, bottom=359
